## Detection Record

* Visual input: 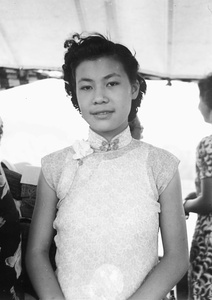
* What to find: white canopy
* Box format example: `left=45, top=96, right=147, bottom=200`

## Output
left=1, top=0, right=212, bottom=80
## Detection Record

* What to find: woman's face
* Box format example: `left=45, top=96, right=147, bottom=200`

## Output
left=75, top=56, right=139, bottom=141
left=198, top=96, right=212, bottom=123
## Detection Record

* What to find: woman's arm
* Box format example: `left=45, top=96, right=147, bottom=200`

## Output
left=25, top=171, right=65, bottom=300
left=184, top=177, right=212, bottom=214
left=129, top=170, right=189, bottom=300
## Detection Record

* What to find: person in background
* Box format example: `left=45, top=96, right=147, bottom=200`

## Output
left=26, top=32, right=188, bottom=300
left=128, top=73, right=145, bottom=140
left=184, top=73, right=212, bottom=299
left=129, top=115, right=144, bottom=140
left=0, top=116, right=22, bottom=299
left=0, top=117, right=3, bottom=144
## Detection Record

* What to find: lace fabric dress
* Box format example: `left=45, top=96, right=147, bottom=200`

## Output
left=42, top=127, right=179, bottom=300
left=188, top=135, right=212, bottom=300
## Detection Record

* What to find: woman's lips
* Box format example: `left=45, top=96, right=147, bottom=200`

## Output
left=92, top=110, right=113, bottom=118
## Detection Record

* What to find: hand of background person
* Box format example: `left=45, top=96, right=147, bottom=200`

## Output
left=183, top=192, right=197, bottom=219
left=184, top=191, right=197, bottom=200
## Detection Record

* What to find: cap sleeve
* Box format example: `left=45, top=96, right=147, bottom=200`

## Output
left=41, top=146, right=74, bottom=190
left=41, top=149, right=65, bottom=190
left=196, top=135, right=212, bottom=179
left=149, top=146, right=180, bottom=196
left=41, top=146, right=79, bottom=202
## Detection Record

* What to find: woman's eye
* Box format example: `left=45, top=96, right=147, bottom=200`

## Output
left=80, top=85, right=92, bottom=91
left=107, top=81, right=119, bottom=87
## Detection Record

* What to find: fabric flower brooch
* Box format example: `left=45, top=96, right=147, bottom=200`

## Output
left=72, top=139, right=93, bottom=165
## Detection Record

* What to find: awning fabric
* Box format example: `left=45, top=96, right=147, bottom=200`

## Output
left=0, top=0, right=212, bottom=80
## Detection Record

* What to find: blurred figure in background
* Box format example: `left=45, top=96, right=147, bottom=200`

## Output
left=0, top=117, right=3, bottom=144
left=129, top=115, right=144, bottom=140
left=184, top=73, right=212, bottom=299
left=0, top=116, right=22, bottom=299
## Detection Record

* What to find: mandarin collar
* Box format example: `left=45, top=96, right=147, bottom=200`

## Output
left=88, top=127, right=132, bottom=152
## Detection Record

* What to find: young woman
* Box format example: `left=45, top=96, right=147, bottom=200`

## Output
left=184, top=73, right=212, bottom=299
left=26, top=33, right=188, bottom=300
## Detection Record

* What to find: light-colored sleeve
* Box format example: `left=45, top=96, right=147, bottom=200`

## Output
left=196, top=135, right=212, bottom=179
left=41, top=147, right=71, bottom=191
left=149, top=146, right=180, bottom=196
left=41, top=146, right=79, bottom=202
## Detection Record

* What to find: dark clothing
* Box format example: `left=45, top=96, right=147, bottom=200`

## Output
left=0, top=165, right=22, bottom=299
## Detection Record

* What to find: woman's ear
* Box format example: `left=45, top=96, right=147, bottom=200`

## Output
left=131, top=80, right=140, bottom=100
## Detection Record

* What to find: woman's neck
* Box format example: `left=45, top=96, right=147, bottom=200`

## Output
left=89, top=126, right=129, bottom=142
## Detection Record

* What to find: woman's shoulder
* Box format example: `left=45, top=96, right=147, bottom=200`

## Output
left=41, top=146, right=76, bottom=191
left=198, top=135, right=212, bottom=146
left=137, top=140, right=179, bottom=162
left=42, top=146, right=75, bottom=165
left=196, top=135, right=212, bottom=158
left=135, top=140, right=180, bottom=195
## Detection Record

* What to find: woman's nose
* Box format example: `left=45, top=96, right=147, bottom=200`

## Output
left=93, top=87, right=108, bottom=104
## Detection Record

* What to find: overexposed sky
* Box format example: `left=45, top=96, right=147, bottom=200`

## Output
left=139, top=80, right=211, bottom=151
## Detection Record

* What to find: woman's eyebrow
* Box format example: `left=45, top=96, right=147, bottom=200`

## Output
left=104, top=73, right=121, bottom=80
left=78, top=78, right=93, bottom=84
left=78, top=73, right=121, bottom=84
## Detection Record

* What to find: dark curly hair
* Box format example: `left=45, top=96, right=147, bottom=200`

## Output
left=198, top=73, right=212, bottom=109
left=62, top=32, right=147, bottom=122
